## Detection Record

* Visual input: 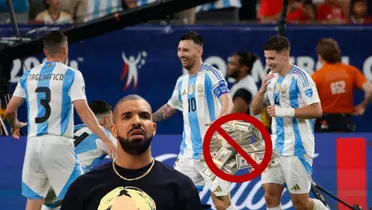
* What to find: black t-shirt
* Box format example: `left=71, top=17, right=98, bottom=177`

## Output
left=61, top=160, right=203, bottom=210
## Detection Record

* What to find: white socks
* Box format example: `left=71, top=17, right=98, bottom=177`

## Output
left=312, top=199, right=329, bottom=210
left=267, top=205, right=283, bottom=210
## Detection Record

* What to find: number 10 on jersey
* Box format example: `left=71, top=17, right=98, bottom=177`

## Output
left=188, top=97, right=196, bottom=112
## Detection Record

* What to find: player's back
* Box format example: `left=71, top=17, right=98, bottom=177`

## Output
left=20, top=61, right=83, bottom=139
left=312, top=62, right=367, bottom=114
left=73, top=124, right=116, bottom=172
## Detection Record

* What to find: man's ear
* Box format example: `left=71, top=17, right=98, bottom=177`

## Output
left=152, top=122, right=157, bottom=136
left=110, top=124, right=117, bottom=138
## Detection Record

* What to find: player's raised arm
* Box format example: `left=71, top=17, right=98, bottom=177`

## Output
left=251, top=73, right=275, bottom=115
left=152, top=103, right=178, bottom=122
left=353, top=67, right=372, bottom=115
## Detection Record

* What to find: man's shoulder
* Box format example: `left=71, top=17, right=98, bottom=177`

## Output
left=155, top=161, right=194, bottom=184
left=74, top=162, right=112, bottom=184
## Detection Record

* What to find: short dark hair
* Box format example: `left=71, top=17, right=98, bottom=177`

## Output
left=113, top=94, right=150, bottom=122
left=316, top=38, right=341, bottom=63
left=89, top=100, right=112, bottom=115
left=43, top=30, right=68, bottom=55
left=264, top=35, right=291, bottom=53
left=179, top=31, right=203, bottom=47
left=235, top=52, right=258, bottom=74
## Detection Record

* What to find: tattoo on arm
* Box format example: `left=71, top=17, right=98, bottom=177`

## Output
left=152, top=104, right=177, bottom=122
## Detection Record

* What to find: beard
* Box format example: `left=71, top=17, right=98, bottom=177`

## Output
left=228, top=69, right=239, bottom=79
left=117, top=135, right=153, bottom=155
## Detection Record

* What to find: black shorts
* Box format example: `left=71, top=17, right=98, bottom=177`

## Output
left=314, top=113, right=355, bottom=132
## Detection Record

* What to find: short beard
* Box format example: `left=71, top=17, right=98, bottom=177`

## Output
left=118, top=135, right=152, bottom=155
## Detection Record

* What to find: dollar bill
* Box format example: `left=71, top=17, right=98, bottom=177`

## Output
left=222, top=158, right=238, bottom=174
left=213, top=147, right=234, bottom=168
left=201, top=165, right=216, bottom=181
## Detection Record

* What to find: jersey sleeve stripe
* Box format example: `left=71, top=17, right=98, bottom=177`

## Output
left=293, top=69, right=309, bottom=87
left=60, top=69, right=75, bottom=135
left=204, top=65, right=223, bottom=80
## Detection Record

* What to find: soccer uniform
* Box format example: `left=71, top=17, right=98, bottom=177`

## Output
left=261, top=65, right=320, bottom=194
left=13, top=61, right=86, bottom=200
left=168, top=63, right=231, bottom=196
left=43, top=124, right=118, bottom=209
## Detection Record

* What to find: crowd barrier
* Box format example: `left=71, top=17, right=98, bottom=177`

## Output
left=0, top=133, right=370, bottom=210
left=1, top=24, right=372, bottom=133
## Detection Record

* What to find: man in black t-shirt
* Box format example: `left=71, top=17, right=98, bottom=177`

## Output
left=61, top=94, right=203, bottom=210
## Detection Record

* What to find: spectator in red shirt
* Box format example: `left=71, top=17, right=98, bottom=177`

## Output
left=349, top=0, right=372, bottom=23
left=317, top=0, right=347, bottom=23
left=258, top=0, right=283, bottom=23
left=287, top=0, right=316, bottom=23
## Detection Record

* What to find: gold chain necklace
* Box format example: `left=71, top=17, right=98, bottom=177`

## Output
left=112, top=157, right=155, bottom=181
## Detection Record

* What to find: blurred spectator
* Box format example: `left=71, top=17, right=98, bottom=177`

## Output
left=349, top=0, right=372, bottom=23
left=195, top=0, right=242, bottom=24
left=317, top=0, right=347, bottom=23
left=287, top=0, right=316, bottom=23
left=0, top=0, right=29, bottom=24
left=34, top=0, right=73, bottom=24
left=257, top=0, right=283, bottom=23
left=227, top=52, right=259, bottom=116
left=312, top=38, right=372, bottom=132
left=61, top=0, right=87, bottom=23
left=84, top=0, right=122, bottom=22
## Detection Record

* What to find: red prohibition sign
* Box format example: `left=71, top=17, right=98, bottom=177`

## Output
left=203, top=113, right=272, bottom=183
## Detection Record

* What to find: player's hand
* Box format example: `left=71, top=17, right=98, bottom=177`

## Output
left=353, top=103, right=366, bottom=116
left=259, top=73, right=275, bottom=93
left=267, top=105, right=276, bottom=117
left=11, top=121, right=27, bottom=139
left=104, top=140, right=117, bottom=159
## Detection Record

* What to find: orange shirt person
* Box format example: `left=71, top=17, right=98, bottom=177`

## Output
left=312, top=38, right=372, bottom=132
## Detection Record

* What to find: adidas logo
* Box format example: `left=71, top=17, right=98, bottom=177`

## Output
left=214, top=186, right=223, bottom=193
left=291, top=184, right=301, bottom=191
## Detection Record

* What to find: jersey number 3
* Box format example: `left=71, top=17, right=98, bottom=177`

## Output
left=35, top=87, right=51, bottom=123
left=188, top=97, right=197, bottom=112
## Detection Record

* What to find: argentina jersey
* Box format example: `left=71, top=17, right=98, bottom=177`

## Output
left=266, top=65, right=320, bottom=158
left=13, top=61, right=86, bottom=139
left=73, top=124, right=117, bottom=172
left=197, top=0, right=242, bottom=12
left=85, top=0, right=123, bottom=22
left=168, top=63, right=230, bottom=160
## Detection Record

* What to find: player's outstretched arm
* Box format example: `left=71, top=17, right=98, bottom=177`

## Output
left=152, top=104, right=177, bottom=122
left=73, top=99, right=116, bottom=158
left=354, top=81, right=372, bottom=115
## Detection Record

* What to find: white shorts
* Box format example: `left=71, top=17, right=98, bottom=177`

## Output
left=22, top=136, right=83, bottom=200
left=261, top=155, right=313, bottom=194
left=174, top=155, right=230, bottom=197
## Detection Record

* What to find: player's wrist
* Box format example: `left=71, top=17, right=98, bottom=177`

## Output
left=275, top=107, right=295, bottom=117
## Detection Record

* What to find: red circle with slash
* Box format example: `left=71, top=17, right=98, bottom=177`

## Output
left=202, top=113, right=272, bottom=183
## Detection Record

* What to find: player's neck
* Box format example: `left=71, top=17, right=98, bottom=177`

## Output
left=188, top=60, right=202, bottom=76
left=115, top=150, right=153, bottom=170
left=279, top=63, right=293, bottom=77
left=237, top=72, right=248, bottom=81
left=47, top=56, right=64, bottom=63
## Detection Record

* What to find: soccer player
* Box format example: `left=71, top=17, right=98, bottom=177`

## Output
left=152, top=31, right=235, bottom=210
left=312, top=38, right=372, bottom=132
left=251, top=35, right=328, bottom=210
left=42, top=100, right=118, bottom=210
left=4, top=30, right=116, bottom=210
left=61, top=95, right=203, bottom=210
left=227, top=51, right=259, bottom=115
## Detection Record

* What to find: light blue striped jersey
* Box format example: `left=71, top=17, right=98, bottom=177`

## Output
left=136, top=0, right=157, bottom=7
left=85, top=0, right=122, bottom=22
left=265, top=65, right=320, bottom=158
left=168, top=63, right=230, bottom=160
left=73, top=124, right=117, bottom=172
left=13, top=62, right=86, bottom=139
left=196, top=0, right=242, bottom=12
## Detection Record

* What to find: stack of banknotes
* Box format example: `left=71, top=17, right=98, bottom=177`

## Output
left=201, top=120, right=280, bottom=181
